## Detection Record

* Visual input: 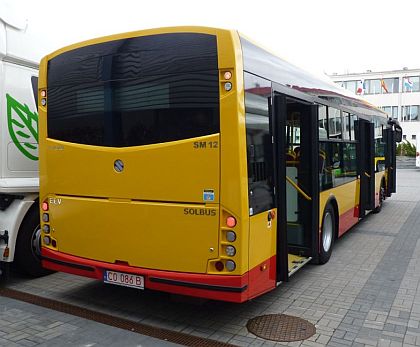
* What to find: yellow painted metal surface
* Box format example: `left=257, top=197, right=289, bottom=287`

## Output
left=39, top=27, right=250, bottom=275
left=248, top=210, right=277, bottom=270
left=47, top=196, right=219, bottom=273
left=39, top=134, right=220, bottom=203
left=319, top=179, right=359, bottom=225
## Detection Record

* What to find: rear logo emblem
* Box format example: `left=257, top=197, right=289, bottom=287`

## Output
left=114, top=159, right=124, bottom=172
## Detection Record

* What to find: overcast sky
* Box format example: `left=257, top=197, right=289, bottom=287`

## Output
left=9, top=0, right=420, bottom=77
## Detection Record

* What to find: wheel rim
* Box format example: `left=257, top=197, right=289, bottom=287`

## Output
left=322, top=212, right=333, bottom=252
left=31, top=224, right=42, bottom=260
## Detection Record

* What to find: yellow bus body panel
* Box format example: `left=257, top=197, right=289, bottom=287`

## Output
left=319, top=179, right=359, bottom=225
left=249, top=210, right=277, bottom=270
left=40, top=135, right=219, bottom=203
left=48, top=196, right=219, bottom=273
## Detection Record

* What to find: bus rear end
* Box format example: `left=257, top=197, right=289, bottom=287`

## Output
left=39, top=28, right=251, bottom=302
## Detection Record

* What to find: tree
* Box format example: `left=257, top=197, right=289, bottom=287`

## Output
left=396, top=140, right=417, bottom=157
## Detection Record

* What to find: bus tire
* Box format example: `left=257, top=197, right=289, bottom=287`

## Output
left=373, top=182, right=385, bottom=214
left=14, top=206, right=52, bottom=277
left=318, top=204, right=335, bottom=264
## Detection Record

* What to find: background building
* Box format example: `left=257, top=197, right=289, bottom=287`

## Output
left=329, top=68, right=420, bottom=144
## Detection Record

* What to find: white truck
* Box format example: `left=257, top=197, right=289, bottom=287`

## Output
left=0, top=12, right=47, bottom=278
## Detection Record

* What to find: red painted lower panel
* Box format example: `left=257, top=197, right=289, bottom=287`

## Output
left=338, top=205, right=359, bottom=237
left=247, top=255, right=277, bottom=300
left=42, top=248, right=279, bottom=303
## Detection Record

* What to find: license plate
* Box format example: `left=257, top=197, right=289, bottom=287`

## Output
left=103, top=270, right=144, bottom=290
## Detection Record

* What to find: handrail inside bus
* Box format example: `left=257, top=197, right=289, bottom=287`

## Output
left=285, top=176, right=312, bottom=201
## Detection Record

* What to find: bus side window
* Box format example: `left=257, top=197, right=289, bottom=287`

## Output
left=319, top=142, right=341, bottom=190
left=319, top=142, right=332, bottom=190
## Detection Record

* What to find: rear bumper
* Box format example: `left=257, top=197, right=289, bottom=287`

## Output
left=42, top=248, right=249, bottom=303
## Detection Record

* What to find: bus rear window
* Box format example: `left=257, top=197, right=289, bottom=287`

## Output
left=47, top=33, right=219, bottom=147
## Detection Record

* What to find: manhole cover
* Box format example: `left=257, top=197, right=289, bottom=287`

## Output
left=247, top=314, right=316, bottom=342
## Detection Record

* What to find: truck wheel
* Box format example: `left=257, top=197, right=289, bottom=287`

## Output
left=15, top=206, right=52, bottom=277
left=318, top=204, right=335, bottom=264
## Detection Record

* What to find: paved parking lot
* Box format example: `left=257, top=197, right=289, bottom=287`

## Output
left=1, top=168, right=420, bottom=347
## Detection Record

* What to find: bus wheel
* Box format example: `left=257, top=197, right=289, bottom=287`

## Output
left=373, top=184, right=385, bottom=213
left=319, top=204, right=335, bottom=264
left=15, top=206, right=52, bottom=277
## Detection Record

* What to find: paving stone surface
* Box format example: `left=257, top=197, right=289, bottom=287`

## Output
left=1, top=168, right=420, bottom=346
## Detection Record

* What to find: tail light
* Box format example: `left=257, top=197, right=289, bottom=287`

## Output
left=42, top=201, right=49, bottom=211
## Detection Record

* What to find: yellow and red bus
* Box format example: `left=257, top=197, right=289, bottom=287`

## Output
left=38, top=27, right=402, bottom=303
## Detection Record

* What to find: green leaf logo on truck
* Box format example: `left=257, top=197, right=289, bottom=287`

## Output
left=6, top=94, right=39, bottom=161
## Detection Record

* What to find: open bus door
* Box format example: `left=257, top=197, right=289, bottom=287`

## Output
left=358, top=119, right=375, bottom=217
left=273, top=92, right=318, bottom=283
left=385, top=128, right=396, bottom=196
left=385, top=119, right=402, bottom=195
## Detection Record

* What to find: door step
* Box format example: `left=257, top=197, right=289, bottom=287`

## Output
left=288, top=254, right=312, bottom=277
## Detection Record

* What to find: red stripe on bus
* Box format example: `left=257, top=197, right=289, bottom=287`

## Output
left=247, top=255, right=277, bottom=300
left=338, top=205, right=359, bottom=237
left=42, top=248, right=253, bottom=303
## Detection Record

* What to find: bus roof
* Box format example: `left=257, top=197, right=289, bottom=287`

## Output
left=239, top=34, right=388, bottom=121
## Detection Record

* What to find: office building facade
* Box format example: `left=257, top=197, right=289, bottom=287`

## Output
left=330, top=68, right=420, bottom=144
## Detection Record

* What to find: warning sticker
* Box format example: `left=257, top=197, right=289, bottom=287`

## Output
left=203, top=189, right=215, bottom=202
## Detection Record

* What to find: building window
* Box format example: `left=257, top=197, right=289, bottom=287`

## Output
left=402, top=105, right=419, bottom=122
left=365, top=78, right=399, bottom=94
left=344, top=80, right=357, bottom=94
left=336, top=80, right=358, bottom=94
left=365, top=79, right=381, bottom=94
left=403, top=76, right=420, bottom=92
left=403, top=135, right=407, bottom=140
left=413, top=135, right=417, bottom=140
left=383, top=78, right=399, bottom=93
left=381, top=106, right=398, bottom=120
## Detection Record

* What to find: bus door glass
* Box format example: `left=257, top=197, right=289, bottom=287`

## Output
left=358, top=119, right=375, bottom=216
left=283, top=97, right=318, bottom=275
left=245, top=73, right=277, bottom=294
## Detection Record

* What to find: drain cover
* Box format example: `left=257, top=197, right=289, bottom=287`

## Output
left=247, top=314, right=316, bottom=342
